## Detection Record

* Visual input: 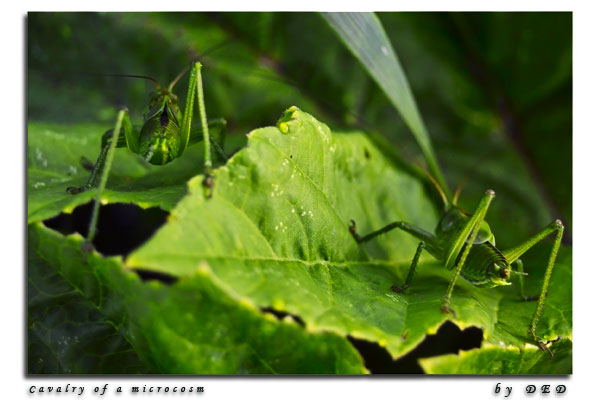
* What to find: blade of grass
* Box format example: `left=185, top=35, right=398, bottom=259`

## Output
left=322, top=12, right=450, bottom=199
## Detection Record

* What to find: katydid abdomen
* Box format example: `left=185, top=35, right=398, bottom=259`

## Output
left=452, top=242, right=511, bottom=288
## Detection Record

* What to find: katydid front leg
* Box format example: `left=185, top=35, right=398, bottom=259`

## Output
left=391, top=241, right=425, bottom=293
left=74, top=108, right=126, bottom=249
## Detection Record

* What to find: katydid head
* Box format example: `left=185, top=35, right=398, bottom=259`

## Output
left=147, top=90, right=180, bottom=123
left=487, top=257, right=527, bottom=287
left=146, top=67, right=193, bottom=124
left=144, top=64, right=191, bottom=122
left=488, top=262, right=513, bottom=287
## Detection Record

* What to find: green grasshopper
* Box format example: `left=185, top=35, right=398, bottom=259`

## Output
left=67, top=61, right=225, bottom=243
left=349, top=180, right=564, bottom=357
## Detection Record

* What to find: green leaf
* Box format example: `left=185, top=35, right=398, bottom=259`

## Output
left=28, top=241, right=150, bottom=374
left=29, top=222, right=366, bottom=374
left=127, top=108, right=571, bottom=368
left=322, top=12, right=449, bottom=198
left=420, top=339, right=572, bottom=374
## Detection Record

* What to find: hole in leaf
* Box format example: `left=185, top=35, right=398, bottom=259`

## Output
left=364, top=148, right=371, bottom=159
left=43, top=202, right=168, bottom=257
left=349, top=321, right=483, bottom=373
left=132, top=268, right=178, bottom=285
left=261, top=307, right=306, bottom=327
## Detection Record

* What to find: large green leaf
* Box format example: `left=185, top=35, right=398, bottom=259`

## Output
left=127, top=108, right=571, bottom=366
left=29, top=222, right=366, bottom=374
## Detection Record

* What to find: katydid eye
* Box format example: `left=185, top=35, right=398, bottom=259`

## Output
left=439, top=210, right=461, bottom=231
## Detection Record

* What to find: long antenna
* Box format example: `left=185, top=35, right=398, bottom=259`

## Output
left=415, top=158, right=449, bottom=208
left=452, top=180, right=465, bottom=206
left=391, top=143, right=449, bottom=208
left=167, top=65, right=191, bottom=92
left=169, top=38, right=236, bottom=92
left=102, top=73, right=161, bottom=89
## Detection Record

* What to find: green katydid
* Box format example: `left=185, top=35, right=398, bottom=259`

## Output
left=66, top=61, right=225, bottom=243
left=349, top=179, right=564, bottom=357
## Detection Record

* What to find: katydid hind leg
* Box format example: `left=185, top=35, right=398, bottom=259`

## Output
left=64, top=109, right=127, bottom=252
left=503, top=219, right=564, bottom=357
left=193, top=61, right=215, bottom=197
